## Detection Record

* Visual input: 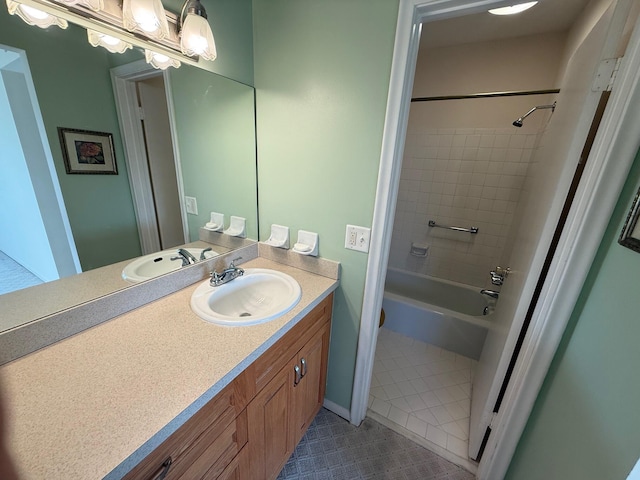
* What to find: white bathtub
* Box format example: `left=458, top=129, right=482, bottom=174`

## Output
left=382, top=268, right=492, bottom=360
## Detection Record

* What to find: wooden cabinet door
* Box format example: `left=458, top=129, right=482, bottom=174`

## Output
left=247, top=363, right=295, bottom=480
left=292, top=324, right=330, bottom=446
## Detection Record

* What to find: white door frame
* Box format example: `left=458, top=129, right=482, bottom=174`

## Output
left=110, top=60, right=188, bottom=254
left=350, top=2, right=640, bottom=479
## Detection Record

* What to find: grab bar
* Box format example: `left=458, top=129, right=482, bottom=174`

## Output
left=428, top=220, right=478, bottom=234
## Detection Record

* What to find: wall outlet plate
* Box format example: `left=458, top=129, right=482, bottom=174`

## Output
left=185, top=196, right=198, bottom=215
left=345, top=224, right=371, bottom=253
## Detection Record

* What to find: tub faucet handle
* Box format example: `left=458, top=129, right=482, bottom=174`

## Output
left=490, top=266, right=510, bottom=286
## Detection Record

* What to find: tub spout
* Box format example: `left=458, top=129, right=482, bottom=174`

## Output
left=480, top=289, right=499, bottom=299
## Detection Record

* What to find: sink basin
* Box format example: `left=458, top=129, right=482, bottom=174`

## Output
left=190, top=268, right=302, bottom=326
left=122, top=247, right=219, bottom=283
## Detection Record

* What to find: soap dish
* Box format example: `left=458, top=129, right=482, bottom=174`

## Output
left=292, top=230, right=318, bottom=256
left=265, top=224, right=290, bottom=249
left=204, top=212, right=224, bottom=232
left=224, top=216, right=246, bottom=238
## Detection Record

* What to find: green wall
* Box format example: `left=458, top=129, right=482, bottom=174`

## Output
left=253, top=0, right=399, bottom=410
left=169, top=67, right=258, bottom=241
left=506, top=148, right=640, bottom=479
left=0, top=11, right=141, bottom=271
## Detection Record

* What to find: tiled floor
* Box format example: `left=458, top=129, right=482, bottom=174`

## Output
left=277, top=408, right=474, bottom=480
left=367, top=328, right=477, bottom=472
left=0, top=251, right=43, bottom=296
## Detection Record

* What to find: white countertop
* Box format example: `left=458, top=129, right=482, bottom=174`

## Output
left=0, top=257, right=338, bottom=479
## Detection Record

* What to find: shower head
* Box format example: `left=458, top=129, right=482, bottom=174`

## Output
left=512, top=101, right=556, bottom=127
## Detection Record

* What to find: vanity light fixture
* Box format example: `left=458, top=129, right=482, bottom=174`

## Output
left=6, top=0, right=68, bottom=28
left=4, top=0, right=217, bottom=70
left=145, top=49, right=181, bottom=70
left=179, top=0, right=216, bottom=61
left=87, top=29, right=132, bottom=53
left=488, top=1, right=537, bottom=15
left=122, top=0, right=169, bottom=39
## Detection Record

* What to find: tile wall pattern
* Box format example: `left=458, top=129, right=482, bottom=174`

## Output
left=389, top=127, right=540, bottom=288
left=367, top=328, right=477, bottom=473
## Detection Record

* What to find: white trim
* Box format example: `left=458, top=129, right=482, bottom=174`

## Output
left=351, top=0, right=640, bottom=478
left=323, top=398, right=351, bottom=422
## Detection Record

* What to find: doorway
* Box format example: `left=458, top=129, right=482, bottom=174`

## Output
left=351, top=1, right=640, bottom=479
left=111, top=60, right=188, bottom=255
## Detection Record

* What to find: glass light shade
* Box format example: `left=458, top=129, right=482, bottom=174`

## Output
left=6, top=0, right=68, bottom=28
left=488, top=2, right=538, bottom=15
left=144, top=49, right=180, bottom=70
left=56, top=0, right=103, bottom=12
left=87, top=30, right=132, bottom=53
left=180, top=12, right=216, bottom=61
left=122, top=0, right=169, bottom=39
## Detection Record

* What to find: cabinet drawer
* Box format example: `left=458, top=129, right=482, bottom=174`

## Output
left=123, top=372, right=250, bottom=480
left=249, top=293, right=333, bottom=393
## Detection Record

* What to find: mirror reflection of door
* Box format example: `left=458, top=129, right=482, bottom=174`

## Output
left=134, top=75, right=184, bottom=251
left=0, top=45, right=80, bottom=296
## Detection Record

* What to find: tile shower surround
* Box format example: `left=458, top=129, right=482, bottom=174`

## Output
left=390, top=127, right=540, bottom=288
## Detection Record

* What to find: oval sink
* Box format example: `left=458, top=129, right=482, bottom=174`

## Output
left=122, top=248, right=219, bottom=283
left=190, top=268, right=302, bottom=326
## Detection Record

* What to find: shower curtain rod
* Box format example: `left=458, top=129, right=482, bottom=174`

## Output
left=411, top=88, right=560, bottom=103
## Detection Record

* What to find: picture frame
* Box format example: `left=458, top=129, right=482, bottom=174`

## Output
left=618, top=183, right=640, bottom=253
left=58, top=127, right=118, bottom=175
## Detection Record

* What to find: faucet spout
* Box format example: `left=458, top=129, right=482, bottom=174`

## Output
left=210, top=258, right=244, bottom=287
left=480, top=289, right=500, bottom=299
left=171, top=248, right=198, bottom=267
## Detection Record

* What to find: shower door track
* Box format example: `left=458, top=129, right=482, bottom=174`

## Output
left=411, top=88, right=560, bottom=102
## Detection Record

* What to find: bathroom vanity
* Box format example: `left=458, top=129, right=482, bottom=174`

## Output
left=0, top=255, right=338, bottom=479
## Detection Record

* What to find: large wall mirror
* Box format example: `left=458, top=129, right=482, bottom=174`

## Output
left=0, top=7, right=258, bottom=334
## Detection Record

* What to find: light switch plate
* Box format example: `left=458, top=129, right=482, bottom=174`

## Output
left=185, top=196, right=198, bottom=215
left=345, top=225, right=371, bottom=253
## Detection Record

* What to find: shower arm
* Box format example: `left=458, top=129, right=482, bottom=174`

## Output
left=513, top=101, right=557, bottom=127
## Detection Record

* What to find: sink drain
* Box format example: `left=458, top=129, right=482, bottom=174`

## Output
left=239, top=312, right=252, bottom=317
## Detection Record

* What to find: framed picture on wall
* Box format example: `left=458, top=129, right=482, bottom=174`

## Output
left=619, top=184, right=640, bottom=253
left=58, top=127, right=118, bottom=175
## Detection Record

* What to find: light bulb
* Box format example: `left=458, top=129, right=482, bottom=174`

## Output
left=87, top=30, right=132, bottom=54
left=488, top=2, right=538, bottom=15
left=6, top=0, right=68, bottom=28
left=144, top=49, right=180, bottom=70
left=122, top=0, right=169, bottom=40
left=180, top=11, right=216, bottom=60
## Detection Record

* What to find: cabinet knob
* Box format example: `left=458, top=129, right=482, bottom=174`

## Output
left=300, top=358, right=307, bottom=378
left=294, top=365, right=301, bottom=386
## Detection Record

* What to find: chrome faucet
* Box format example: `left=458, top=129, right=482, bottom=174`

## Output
left=480, top=289, right=500, bottom=299
left=172, top=248, right=198, bottom=267
left=210, top=257, right=244, bottom=287
left=200, top=247, right=213, bottom=261
left=490, top=266, right=511, bottom=286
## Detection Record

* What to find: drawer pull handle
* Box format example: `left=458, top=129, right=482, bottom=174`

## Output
left=150, top=457, right=172, bottom=480
left=300, top=358, right=307, bottom=378
left=294, top=365, right=301, bottom=386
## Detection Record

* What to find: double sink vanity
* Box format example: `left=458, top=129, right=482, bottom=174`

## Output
left=0, top=241, right=339, bottom=479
